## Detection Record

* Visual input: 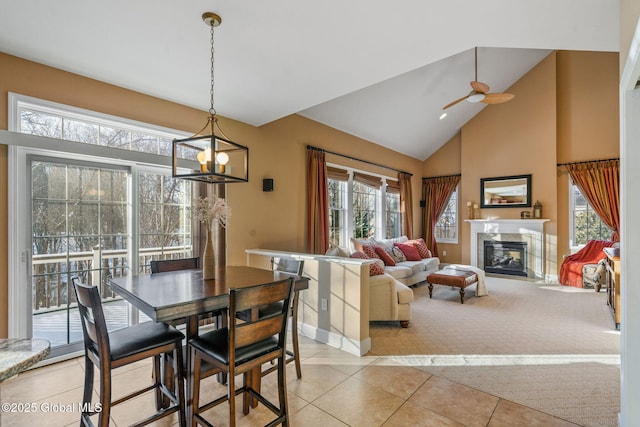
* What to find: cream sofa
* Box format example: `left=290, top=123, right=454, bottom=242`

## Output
left=347, top=236, right=441, bottom=286
left=246, top=248, right=421, bottom=354
left=326, top=236, right=440, bottom=327
left=369, top=273, right=415, bottom=327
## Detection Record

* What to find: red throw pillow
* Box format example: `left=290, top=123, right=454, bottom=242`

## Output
left=361, top=244, right=380, bottom=260
left=351, top=250, right=384, bottom=275
left=350, top=250, right=370, bottom=260
left=409, top=238, right=432, bottom=259
left=394, top=242, right=421, bottom=261
left=374, top=246, right=396, bottom=266
left=369, top=262, right=385, bottom=276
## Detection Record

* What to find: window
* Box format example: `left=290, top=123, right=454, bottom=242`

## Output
left=385, top=190, right=401, bottom=238
left=352, top=181, right=378, bottom=238
left=17, top=99, right=178, bottom=155
left=327, top=165, right=401, bottom=247
left=434, top=186, right=458, bottom=243
left=9, top=93, right=195, bottom=355
left=570, top=182, right=611, bottom=247
left=328, top=179, right=347, bottom=248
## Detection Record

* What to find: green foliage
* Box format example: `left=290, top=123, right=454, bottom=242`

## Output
left=574, top=210, right=611, bottom=245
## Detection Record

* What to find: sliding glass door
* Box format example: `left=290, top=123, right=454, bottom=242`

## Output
left=29, top=157, right=194, bottom=356
left=31, top=159, right=129, bottom=352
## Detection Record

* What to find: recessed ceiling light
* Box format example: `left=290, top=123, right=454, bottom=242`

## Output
left=439, top=112, right=447, bottom=120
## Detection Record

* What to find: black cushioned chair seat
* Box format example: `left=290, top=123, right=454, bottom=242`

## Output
left=190, top=329, right=279, bottom=366
left=109, top=322, right=185, bottom=361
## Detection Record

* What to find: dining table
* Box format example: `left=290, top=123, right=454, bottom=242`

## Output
left=107, top=265, right=309, bottom=415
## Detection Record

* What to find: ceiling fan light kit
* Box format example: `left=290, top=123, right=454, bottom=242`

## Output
left=442, top=47, right=515, bottom=110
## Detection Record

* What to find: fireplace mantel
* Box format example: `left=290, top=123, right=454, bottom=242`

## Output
left=465, top=219, right=549, bottom=277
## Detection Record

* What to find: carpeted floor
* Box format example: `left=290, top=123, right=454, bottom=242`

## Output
left=368, top=276, right=620, bottom=427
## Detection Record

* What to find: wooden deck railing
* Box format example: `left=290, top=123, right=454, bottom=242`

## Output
left=32, top=246, right=192, bottom=312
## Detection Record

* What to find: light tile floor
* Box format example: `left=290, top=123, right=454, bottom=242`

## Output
left=0, top=335, right=580, bottom=426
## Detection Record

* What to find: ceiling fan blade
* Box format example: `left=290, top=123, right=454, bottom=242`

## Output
left=470, top=81, right=490, bottom=93
left=442, top=95, right=469, bottom=110
left=482, top=92, right=515, bottom=105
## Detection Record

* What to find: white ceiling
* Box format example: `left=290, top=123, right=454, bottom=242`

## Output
left=0, top=1, right=618, bottom=160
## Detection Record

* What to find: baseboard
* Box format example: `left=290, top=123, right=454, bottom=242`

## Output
left=298, top=322, right=371, bottom=356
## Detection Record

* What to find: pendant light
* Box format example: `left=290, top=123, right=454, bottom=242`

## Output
left=172, top=12, right=249, bottom=183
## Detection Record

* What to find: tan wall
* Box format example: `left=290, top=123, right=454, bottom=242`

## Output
left=432, top=50, right=619, bottom=278
left=461, top=52, right=558, bottom=272
left=556, top=50, right=620, bottom=263
left=228, top=114, right=424, bottom=265
left=422, top=133, right=462, bottom=264
left=0, top=53, right=423, bottom=337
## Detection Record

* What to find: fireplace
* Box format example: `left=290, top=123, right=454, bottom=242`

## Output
left=484, top=240, right=528, bottom=277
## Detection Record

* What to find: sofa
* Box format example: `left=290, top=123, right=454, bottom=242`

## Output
left=326, top=235, right=441, bottom=327
left=347, top=235, right=441, bottom=286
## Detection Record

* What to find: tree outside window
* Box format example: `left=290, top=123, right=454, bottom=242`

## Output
left=434, top=187, right=458, bottom=243
left=570, top=183, right=611, bottom=246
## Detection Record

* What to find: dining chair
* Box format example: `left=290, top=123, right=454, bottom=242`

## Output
left=150, top=257, right=200, bottom=273
left=149, top=256, right=223, bottom=397
left=236, top=257, right=304, bottom=379
left=71, top=277, right=186, bottom=427
left=189, top=277, right=294, bottom=427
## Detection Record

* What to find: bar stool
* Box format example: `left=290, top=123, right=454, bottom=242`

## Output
left=72, top=278, right=186, bottom=427
left=189, top=277, right=294, bottom=427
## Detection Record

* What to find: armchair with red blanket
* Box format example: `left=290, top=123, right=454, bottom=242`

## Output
left=559, top=240, right=615, bottom=288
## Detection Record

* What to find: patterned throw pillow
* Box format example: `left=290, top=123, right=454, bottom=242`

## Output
left=390, top=246, right=407, bottom=263
left=394, top=242, right=422, bottom=261
left=409, top=238, right=432, bottom=259
left=350, top=250, right=384, bottom=276
left=349, top=250, right=369, bottom=260
left=374, top=245, right=396, bottom=266
left=361, top=244, right=380, bottom=260
left=369, top=262, right=385, bottom=276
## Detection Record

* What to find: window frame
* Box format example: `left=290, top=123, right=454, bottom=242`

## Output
left=568, top=180, right=611, bottom=250
left=434, top=185, right=459, bottom=244
left=6, top=93, right=194, bottom=343
left=326, top=163, right=401, bottom=247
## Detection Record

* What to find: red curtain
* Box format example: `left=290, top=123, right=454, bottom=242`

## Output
left=422, top=175, right=460, bottom=256
left=306, top=149, right=329, bottom=254
left=566, top=160, right=620, bottom=241
left=398, top=173, right=413, bottom=239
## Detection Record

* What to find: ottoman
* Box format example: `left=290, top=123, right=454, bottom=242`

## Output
left=426, top=269, right=479, bottom=304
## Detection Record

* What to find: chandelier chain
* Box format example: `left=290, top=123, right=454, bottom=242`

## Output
left=209, top=21, right=216, bottom=116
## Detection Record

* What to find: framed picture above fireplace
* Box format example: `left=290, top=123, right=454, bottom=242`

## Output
left=480, top=174, right=532, bottom=208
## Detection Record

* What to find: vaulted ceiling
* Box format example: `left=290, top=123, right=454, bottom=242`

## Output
left=0, top=1, right=618, bottom=160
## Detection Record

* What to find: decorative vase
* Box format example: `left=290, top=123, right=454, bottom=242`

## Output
left=202, top=227, right=215, bottom=280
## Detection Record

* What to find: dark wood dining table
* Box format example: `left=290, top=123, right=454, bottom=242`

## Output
left=107, top=265, right=308, bottom=414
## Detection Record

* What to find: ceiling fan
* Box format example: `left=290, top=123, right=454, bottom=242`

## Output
left=442, top=47, right=515, bottom=110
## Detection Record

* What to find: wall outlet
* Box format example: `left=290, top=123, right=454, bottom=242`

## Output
left=321, top=298, right=328, bottom=311
left=442, top=250, right=447, bottom=256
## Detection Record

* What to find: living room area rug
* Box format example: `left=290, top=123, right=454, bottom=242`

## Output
left=368, top=276, right=620, bottom=427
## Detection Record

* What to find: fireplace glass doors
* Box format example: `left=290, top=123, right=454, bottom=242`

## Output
left=484, top=240, right=528, bottom=277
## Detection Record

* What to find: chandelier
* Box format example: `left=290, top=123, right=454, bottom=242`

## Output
left=172, top=12, right=249, bottom=183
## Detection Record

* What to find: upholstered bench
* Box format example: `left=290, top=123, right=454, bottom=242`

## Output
left=426, top=269, right=478, bottom=304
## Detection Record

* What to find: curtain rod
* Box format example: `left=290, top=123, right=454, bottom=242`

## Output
left=422, top=173, right=461, bottom=180
left=306, top=145, right=412, bottom=176
left=557, top=157, right=619, bottom=167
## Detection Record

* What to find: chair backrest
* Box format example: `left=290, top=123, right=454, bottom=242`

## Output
left=150, top=257, right=200, bottom=274
left=270, top=257, right=304, bottom=276
left=72, top=277, right=109, bottom=362
left=228, top=278, right=294, bottom=354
